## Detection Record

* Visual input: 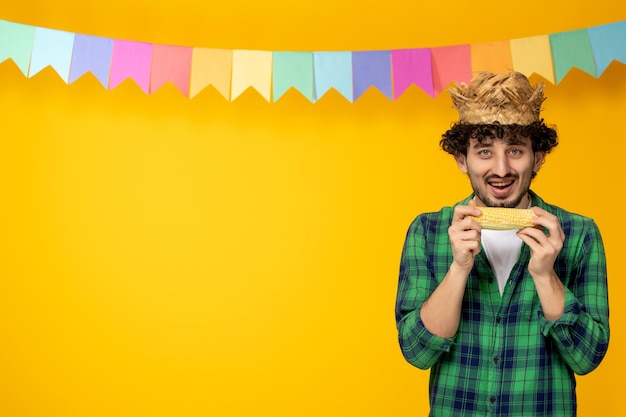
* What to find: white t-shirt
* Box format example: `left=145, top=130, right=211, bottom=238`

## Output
left=481, top=229, right=523, bottom=295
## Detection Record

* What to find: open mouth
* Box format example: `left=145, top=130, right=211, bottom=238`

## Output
left=489, top=179, right=514, bottom=189
left=488, top=179, right=515, bottom=195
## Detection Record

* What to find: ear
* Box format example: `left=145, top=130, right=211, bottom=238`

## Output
left=533, top=151, right=546, bottom=174
left=455, top=153, right=468, bottom=174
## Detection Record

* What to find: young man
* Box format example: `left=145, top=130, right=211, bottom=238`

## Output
left=395, top=72, right=609, bottom=416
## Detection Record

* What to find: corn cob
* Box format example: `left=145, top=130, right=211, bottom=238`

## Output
left=470, top=207, right=537, bottom=230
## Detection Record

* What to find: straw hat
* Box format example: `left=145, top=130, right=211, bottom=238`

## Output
left=448, top=72, right=545, bottom=125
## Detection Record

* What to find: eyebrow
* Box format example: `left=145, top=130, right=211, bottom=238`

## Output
left=505, top=137, right=529, bottom=146
left=470, top=137, right=530, bottom=149
left=470, top=140, right=494, bottom=150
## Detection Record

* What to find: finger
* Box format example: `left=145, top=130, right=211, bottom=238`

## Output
left=529, top=207, right=564, bottom=241
left=453, top=204, right=481, bottom=223
left=518, top=227, right=562, bottom=256
left=530, top=207, right=555, bottom=226
left=457, top=228, right=481, bottom=242
left=450, top=218, right=482, bottom=237
left=516, top=232, right=536, bottom=250
left=518, top=225, right=546, bottom=238
left=456, top=239, right=482, bottom=257
left=450, top=226, right=481, bottom=244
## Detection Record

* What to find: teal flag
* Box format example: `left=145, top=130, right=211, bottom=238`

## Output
left=588, top=21, right=626, bottom=76
left=550, top=29, right=596, bottom=83
left=273, top=52, right=314, bottom=102
left=313, top=52, right=353, bottom=102
left=0, top=20, right=35, bottom=76
left=29, top=27, right=75, bottom=81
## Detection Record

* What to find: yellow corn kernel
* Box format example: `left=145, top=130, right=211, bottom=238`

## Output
left=470, top=207, right=537, bottom=230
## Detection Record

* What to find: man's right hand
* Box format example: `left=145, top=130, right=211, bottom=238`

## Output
left=448, top=200, right=482, bottom=270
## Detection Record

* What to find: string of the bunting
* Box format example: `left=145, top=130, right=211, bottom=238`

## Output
left=1, top=18, right=626, bottom=102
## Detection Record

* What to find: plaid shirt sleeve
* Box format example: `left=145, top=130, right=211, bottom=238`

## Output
left=395, top=209, right=456, bottom=369
left=538, top=215, right=610, bottom=375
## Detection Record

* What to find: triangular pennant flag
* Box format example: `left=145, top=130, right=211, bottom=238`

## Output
left=352, top=51, right=392, bottom=101
left=29, top=27, right=75, bottom=82
left=150, top=44, right=193, bottom=96
left=231, top=50, right=272, bottom=101
left=471, top=41, right=513, bottom=74
left=550, top=29, right=596, bottom=83
left=109, top=40, right=152, bottom=93
left=391, top=48, right=433, bottom=98
left=272, top=52, right=314, bottom=102
left=190, top=48, right=232, bottom=100
left=313, top=52, right=353, bottom=102
left=588, top=21, right=626, bottom=76
left=431, top=45, right=472, bottom=95
left=0, top=20, right=35, bottom=76
left=510, top=35, right=554, bottom=83
left=69, top=34, right=113, bottom=87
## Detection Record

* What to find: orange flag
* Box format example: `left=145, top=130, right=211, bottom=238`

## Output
left=471, top=41, right=514, bottom=74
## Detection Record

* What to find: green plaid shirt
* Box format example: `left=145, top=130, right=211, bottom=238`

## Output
left=395, top=191, right=609, bottom=417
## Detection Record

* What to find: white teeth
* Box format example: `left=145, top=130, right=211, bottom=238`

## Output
left=491, top=181, right=513, bottom=187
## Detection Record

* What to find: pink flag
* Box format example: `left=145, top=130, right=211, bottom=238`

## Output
left=391, top=48, right=433, bottom=98
left=150, top=44, right=193, bottom=96
left=109, top=40, right=152, bottom=93
left=431, top=45, right=472, bottom=96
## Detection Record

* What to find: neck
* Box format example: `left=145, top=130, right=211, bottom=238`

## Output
left=524, top=192, right=532, bottom=208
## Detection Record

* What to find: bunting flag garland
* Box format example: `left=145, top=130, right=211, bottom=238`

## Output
left=1, top=18, right=626, bottom=102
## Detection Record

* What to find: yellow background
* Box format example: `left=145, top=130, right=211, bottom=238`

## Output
left=1, top=1, right=625, bottom=416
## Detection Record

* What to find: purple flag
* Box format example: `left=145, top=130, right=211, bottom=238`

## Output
left=69, top=34, right=113, bottom=87
left=352, top=51, right=392, bottom=100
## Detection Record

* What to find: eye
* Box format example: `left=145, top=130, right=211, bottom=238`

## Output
left=478, top=149, right=491, bottom=157
left=509, top=148, right=522, bottom=156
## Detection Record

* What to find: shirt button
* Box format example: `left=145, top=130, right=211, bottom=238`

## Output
left=496, top=317, right=501, bottom=323
left=493, top=356, right=499, bottom=364
left=490, top=396, right=496, bottom=403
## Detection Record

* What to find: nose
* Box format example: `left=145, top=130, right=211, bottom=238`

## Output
left=492, top=154, right=511, bottom=177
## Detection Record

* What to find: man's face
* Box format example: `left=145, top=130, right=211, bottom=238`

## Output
left=454, top=135, right=545, bottom=208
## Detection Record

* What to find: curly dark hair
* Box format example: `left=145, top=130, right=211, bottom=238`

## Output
left=440, top=121, right=558, bottom=156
